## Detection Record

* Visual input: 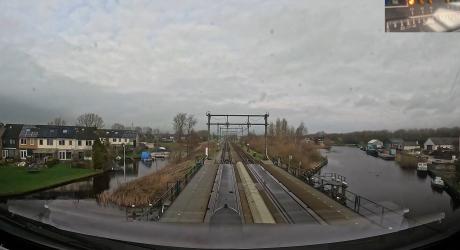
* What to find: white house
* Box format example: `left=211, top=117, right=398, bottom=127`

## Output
left=424, top=137, right=458, bottom=151
left=98, top=129, right=138, bottom=148
left=403, top=141, right=420, bottom=152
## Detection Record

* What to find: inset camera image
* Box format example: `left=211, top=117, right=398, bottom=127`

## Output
left=385, top=0, right=460, bottom=32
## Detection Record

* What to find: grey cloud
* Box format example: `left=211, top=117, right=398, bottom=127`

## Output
left=1, top=1, right=460, bottom=133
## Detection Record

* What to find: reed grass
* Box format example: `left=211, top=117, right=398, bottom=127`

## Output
left=98, top=142, right=208, bottom=207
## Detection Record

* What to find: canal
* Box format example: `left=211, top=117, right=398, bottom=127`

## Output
left=321, top=146, right=460, bottom=220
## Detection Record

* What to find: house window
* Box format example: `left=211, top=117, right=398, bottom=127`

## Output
left=20, top=150, right=27, bottom=159
left=78, top=140, right=82, bottom=146
left=47, top=139, right=53, bottom=145
left=29, top=139, right=34, bottom=145
left=124, top=138, right=127, bottom=142
left=69, top=140, right=73, bottom=146
left=86, top=140, right=92, bottom=146
left=113, top=138, right=116, bottom=143
left=58, top=140, right=65, bottom=146
left=20, top=138, right=27, bottom=145
left=39, top=139, right=43, bottom=145
left=9, top=139, right=15, bottom=145
left=58, top=151, right=66, bottom=160
left=118, top=138, right=121, bottom=142
left=2, top=150, right=7, bottom=158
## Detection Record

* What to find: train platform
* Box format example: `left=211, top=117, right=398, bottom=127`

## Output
left=160, top=160, right=218, bottom=223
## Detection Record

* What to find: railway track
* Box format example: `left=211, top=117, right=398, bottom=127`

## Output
left=233, top=144, right=319, bottom=224
left=205, top=140, right=243, bottom=225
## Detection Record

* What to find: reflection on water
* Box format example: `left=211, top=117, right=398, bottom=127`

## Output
left=321, top=147, right=460, bottom=219
left=24, top=159, right=169, bottom=200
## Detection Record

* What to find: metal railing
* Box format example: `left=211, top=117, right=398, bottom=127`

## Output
left=271, top=156, right=406, bottom=228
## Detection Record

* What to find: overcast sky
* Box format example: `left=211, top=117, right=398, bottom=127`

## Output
left=1, top=0, right=459, bottom=133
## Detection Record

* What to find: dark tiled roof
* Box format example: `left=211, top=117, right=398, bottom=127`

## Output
left=404, top=141, right=419, bottom=147
left=18, top=125, right=98, bottom=140
left=98, top=129, right=138, bottom=139
left=3, top=124, right=24, bottom=139
left=19, top=125, right=40, bottom=138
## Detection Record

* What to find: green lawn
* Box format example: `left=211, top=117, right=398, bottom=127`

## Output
left=0, top=163, right=102, bottom=197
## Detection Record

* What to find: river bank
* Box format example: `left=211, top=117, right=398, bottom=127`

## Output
left=0, top=164, right=102, bottom=197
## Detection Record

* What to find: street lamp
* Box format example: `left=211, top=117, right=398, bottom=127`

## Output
left=122, top=143, right=126, bottom=181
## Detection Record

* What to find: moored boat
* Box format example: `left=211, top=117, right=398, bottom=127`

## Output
left=416, top=162, right=428, bottom=172
left=431, top=176, right=445, bottom=189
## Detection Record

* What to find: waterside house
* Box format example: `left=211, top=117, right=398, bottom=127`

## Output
left=388, top=138, right=404, bottom=150
left=423, top=137, right=458, bottom=152
left=98, top=129, right=138, bottom=149
left=403, top=141, right=420, bottom=152
left=18, top=125, right=98, bottom=161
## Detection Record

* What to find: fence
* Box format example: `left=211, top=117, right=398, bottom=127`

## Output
left=125, top=157, right=206, bottom=221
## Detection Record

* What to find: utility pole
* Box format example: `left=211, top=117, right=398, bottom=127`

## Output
left=207, top=112, right=211, bottom=159
left=264, top=113, right=268, bottom=159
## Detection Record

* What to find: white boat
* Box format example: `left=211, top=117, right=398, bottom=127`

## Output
left=417, top=162, right=428, bottom=172
left=151, top=151, right=170, bottom=159
left=431, top=177, right=445, bottom=189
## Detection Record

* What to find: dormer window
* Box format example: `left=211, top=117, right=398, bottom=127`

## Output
left=63, top=129, right=68, bottom=134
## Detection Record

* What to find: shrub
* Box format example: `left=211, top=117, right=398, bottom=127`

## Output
left=71, top=161, right=91, bottom=169
left=46, top=158, right=60, bottom=168
left=396, top=154, right=418, bottom=169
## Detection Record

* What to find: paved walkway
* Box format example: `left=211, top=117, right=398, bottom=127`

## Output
left=160, top=160, right=218, bottom=223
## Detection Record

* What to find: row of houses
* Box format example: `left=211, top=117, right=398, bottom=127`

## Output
left=367, top=137, right=460, bottom=153
left=0, top=123, right=138, bottom=162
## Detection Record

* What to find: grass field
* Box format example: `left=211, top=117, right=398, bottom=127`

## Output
left=0, top=164, right=102, bottom=197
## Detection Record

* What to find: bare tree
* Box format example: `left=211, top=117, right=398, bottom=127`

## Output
left=134, top=126, right=142, bottom=134
left=173, top=113, right=187, bottom=141
left=295, top=122, right=307, bottom=142
left=76, top=113, right=104, bottom=128
left=112, top=123, right=125, bottom=130
left=185, top=115, right=197, bottom=155
left=143, top=127, right=153, bottom=135
left=48, top=117, right=67, bottom=126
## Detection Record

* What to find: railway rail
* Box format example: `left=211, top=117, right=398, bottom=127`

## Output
left=233, top=144, right=319, bottom=224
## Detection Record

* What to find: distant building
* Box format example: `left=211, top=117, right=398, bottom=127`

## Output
left=403, top=141, right=420, bottom=152
left=160, top=135, right=175, bottom=143
left=388, top=138, right=404, bottom=150
left=424, top=137, right=458, bottom=151
left=98, top=129, right=138, bottom=148
left=18, top=125, right=98, bottom=161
